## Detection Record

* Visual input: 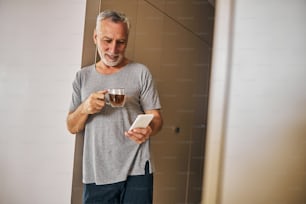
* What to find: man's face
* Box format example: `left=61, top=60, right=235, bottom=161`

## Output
left=94, top=19, right=128, bottom=67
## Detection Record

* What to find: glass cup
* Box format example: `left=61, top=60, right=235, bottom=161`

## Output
left=105, top=88, right=126, bottom=107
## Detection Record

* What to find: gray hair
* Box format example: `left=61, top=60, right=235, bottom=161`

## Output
left=96, top=10, right=131, bottom=34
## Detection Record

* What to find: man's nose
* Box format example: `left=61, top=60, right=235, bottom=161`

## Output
left=109, top=41, right=118, bottom=54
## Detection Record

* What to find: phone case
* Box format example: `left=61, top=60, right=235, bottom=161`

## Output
left=129, top=114, right=154, bottom=130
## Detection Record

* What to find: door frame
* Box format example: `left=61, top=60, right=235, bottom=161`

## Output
left=201, top=0, right=235, bottom=204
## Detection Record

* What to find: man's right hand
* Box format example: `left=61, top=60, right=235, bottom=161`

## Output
left=82, top=90, right=108, bottom=115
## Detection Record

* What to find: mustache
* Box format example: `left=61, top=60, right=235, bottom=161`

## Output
left=97, top=47, right=120, bottom=57
left=104, top=52, right=119, bottom=57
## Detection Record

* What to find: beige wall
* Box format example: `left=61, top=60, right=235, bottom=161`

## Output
left=0, top=0, right=86, bottom=203
left=203, top=0, right=306, bottom=203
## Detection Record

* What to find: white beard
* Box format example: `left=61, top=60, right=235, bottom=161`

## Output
left=98, top=47, right=123, bottom=67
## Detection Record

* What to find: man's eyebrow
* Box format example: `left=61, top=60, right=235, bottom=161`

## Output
left=101, top=36, right=112, bottom=39
left=99, top=36, right=127, bottom=42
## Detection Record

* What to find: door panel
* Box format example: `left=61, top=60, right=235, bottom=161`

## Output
left=134, top=2, right=213, bottom=203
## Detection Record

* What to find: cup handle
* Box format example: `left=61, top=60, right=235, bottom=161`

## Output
left=104, top=93, right=110, bottom=105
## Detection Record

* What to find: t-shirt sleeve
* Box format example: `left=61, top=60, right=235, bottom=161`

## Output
left=140, top=68, right=161, bottom=111
left=69, top=71, right=82, bottom=112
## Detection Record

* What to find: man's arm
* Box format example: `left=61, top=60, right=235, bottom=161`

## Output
left=66, top=103, right=89, bottom=134
left=145, top=109, right=163, bottom=136
left=66, top=90, right=108, bottom=134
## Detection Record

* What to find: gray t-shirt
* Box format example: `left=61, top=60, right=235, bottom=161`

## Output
left=69, top=62, right=161, bottom=185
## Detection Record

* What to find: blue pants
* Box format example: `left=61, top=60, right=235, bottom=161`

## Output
left=83, top=162, right=153, bottom=204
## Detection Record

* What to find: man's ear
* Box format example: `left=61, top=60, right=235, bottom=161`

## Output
left=93, top=29, right=97, bottom=44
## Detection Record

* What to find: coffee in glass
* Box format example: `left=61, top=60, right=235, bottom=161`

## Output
left=106, top=88, right=126, bottom=107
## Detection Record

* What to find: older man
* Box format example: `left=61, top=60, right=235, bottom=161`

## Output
left=67, top=10, right=163, bottom=204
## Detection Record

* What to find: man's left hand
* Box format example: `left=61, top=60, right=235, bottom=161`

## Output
left=124, top=126, right=152, bottom=144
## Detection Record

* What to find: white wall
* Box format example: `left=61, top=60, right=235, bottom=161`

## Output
left=203, top=0, right=306, bottom=203
left=0, top=0, right=86, bottom=203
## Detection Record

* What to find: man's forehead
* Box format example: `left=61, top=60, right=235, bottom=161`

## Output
left=98, top=19, right=127, bottom=29
left=97, top=20, right=128, bottom=34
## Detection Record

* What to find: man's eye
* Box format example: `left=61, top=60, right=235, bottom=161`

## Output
left=104, top=39, right=112, bottom=43
left=117, top=40, right=126, bottom=45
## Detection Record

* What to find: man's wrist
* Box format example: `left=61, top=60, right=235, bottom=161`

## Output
left=80, top=102, right=90, bottom=115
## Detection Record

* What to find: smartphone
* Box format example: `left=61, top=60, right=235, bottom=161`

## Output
left=129, top=114, right=154, bottom=131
